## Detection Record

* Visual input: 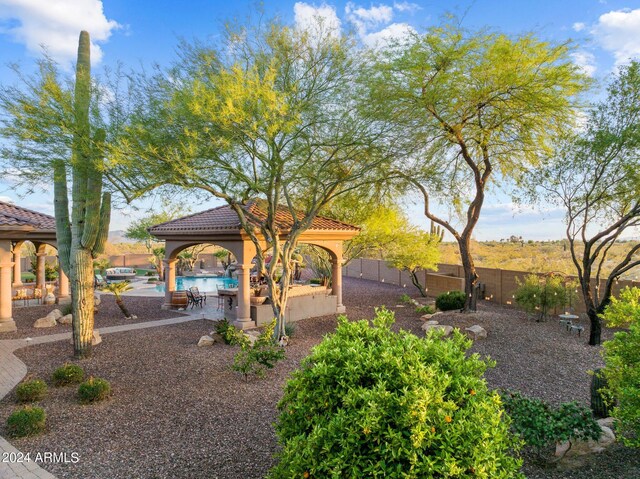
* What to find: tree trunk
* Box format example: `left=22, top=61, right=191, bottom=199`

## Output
left=70, top=248, right=95, bottom=358
left=115, top=296, right=132, bottom=319
left=459, top=236, right=479, bottom=311
left=587, top=306, right=602, bottom=346
left=409, top=270, right=427, bottom=297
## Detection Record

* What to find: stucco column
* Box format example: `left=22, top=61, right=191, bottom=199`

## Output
left=57, top=264, right=70, bottom=304
left=0, top=240, right=17, bottom=332
left=234, top=263, right=253, bottom=329
left=12, top=243, right=22, bottom=287
left=162, top=258, right=177, bottom=309
left=35, top=252, right=46, bottom=293
left=332, top=257, right=345, bottom=313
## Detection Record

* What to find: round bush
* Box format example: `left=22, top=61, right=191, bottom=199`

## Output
left=77, top=377, right=111, bottom=404
left=269, top=308, right=523, bottom=479
left=15, top=379, right=47, bottom=403
left=436, top=290, right=466, bottom=311
left=6, top=406, right=46, bottom=438
left=52, top=363, right=85, bottom=387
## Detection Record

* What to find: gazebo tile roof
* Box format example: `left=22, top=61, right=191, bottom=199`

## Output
left=149, top=201, right=359, bottom=234
left=0, top=201, right=56, bottom=231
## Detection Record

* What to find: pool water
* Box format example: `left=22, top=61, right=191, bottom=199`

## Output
left=155, top=276, right=238, bottom=293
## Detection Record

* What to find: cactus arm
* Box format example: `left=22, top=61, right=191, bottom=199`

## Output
left=81, top=128, right=105, bottom=249
left=53, top=160, right=72, bottom=274
left=92, top=192, right=111, bottom=256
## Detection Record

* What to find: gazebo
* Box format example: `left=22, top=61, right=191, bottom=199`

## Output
left=149, top=201, right=359, bottom=329
left=0, top=201, right=68, bottom=332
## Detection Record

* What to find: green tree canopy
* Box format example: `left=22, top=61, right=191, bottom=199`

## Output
left=364, top=22, right=590, bottom=311
left=115, top=18, right=393, bottom=338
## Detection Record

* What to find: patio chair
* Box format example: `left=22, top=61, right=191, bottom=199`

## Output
left=215, top=284, right=225, bottom=311
left=95, top=274, right=107, bottom=287
left=189, top=286, right=207, bottom=306
left=186, top=289, right=203, bottom=309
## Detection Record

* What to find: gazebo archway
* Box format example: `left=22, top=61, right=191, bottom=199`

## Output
left=0, top=201, right=67, bottom=332
left=149, top=202, right=358, bottom=329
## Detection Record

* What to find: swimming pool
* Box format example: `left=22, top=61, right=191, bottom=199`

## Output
left=155, top=276, right=238, bottom=293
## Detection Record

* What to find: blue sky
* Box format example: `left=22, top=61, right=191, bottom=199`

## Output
left=0, top=0, right=639, bottom=240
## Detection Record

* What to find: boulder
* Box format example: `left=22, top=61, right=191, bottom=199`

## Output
left=422, top=324, right=453, bottom=336
left=57, top=314, right=73, bottom=325
left=197, top=335, right=215, bottom=347
left=597, top=417, right=615, bottom=429
left=92, top=330, right=102, bottom=346
left=33, top=312, right=58, bottom=328
left=278, top=335, right=289, bottom=347
left=420, top=312, right=442, bottom=321
left=465, top=325, right=488, bottom=340
left=210, top=332, right=225, bottom=343
left=94, top=294, right=101, bottom=306
left=50, top=309, right=63, bottom=320
left=555, top=425, right=616, bottom=469
left=424, top=320, right=439, bottom=325
left=244, top=331, right=260, bottom=346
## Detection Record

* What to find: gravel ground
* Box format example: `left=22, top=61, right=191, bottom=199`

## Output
left=2, top=295, right=186, bottom=340
left=0, top=277, right=636, bottom=479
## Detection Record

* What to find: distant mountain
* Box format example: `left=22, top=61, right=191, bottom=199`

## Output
left=108, top=230, right=136, bottom=244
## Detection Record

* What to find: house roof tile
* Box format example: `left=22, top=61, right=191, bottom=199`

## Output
left=0, top=201, right=56, bottom=231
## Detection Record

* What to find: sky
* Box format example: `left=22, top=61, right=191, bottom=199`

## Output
left=0, top=0, right=639, bottom=240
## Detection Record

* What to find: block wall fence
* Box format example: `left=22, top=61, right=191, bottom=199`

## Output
left=343, top=258, right=640, bottom=314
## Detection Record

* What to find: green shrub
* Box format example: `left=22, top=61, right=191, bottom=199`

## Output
left=284, top=322, right=296, bottom=338
left=601, top=286, right=640, bottom=447
left=416, top=304, right=435, bottom=314
left=52, top=363, right=84, bottom=386
left=269, top=308, right=523, bottom=479
left=435, top=290, right=466, bottom=311
left=77, top=377, right=111, bottom=403
left=513, top=274, right=575, bottom=321
left=500, top=391, right=601, bottom=456
left=6, top=406, right=46, bottom=438
left=215, top=319, right=248, bottom=346
left=399, top=293, right=413, bottom=304
left=233, top=320, right=286, bottom=380
left=15, top=379, right=47, bottom=403
left=60, top=303, right=73, bottom=316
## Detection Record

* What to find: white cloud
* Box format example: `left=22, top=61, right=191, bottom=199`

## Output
left=294, top=2, right=341, bottom=36
left=0, top=0, right=119, bottom=66
left=591, top=8, right=640, bottom=65
left=361, top=22, right=415, bottom=48
left=571, top=50, right=597, bottom=76
left=345, top=2, right=393, bottom=36
left=572, top=22, right=586, bottom=32
left=393, top=1, right=420, bottom=13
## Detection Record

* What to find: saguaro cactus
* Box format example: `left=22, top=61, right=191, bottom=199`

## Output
left=430, top=220, right=445, bottom=242
left=54, top=31, right=111, bottom=358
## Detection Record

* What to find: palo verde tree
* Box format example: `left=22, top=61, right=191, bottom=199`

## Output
left=365, top=22, right=589, bottom=311
left=117, top=18, right=391, bottom=339
left=528, top=62, right=640, bottom=345
left=0, top=31, right=114, bottom=357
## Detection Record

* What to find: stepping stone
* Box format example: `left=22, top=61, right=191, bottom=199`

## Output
left=465, top=325, right=487, bottom=340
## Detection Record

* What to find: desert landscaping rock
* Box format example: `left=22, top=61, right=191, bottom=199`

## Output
left=420, top=312, right=442, bottom=321
left=93, top=330, right=102, bottom=346
left=197, top=335, right=215, bottom=347
left=421, top=323, right=454, bottom=336
left=465, top=325, right=488, bottom=340
left=424, top=320, right=439, bottom=325
left=58, top=314, right=73, bottom=325
left=50, top=309, right=63, bottom=320
left=33, top=312, right=58, bottom=328
left=555, top=425, right=616, bottom=469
